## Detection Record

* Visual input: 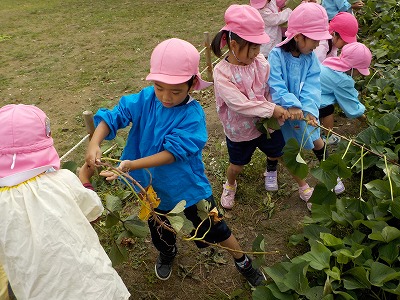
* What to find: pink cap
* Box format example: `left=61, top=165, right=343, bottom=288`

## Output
left=0, top=104, right=60, bottom=187
left=329, top=12, right=358, bottom=43
left=322, top=42, right=372, bottom=75
left=276, top=2, right=331, bottom=47
left=250, top=0, right=267, bottom=9
left=220, top=4, right=270, bottom=45
left=146, top=38, right=212, bottom=91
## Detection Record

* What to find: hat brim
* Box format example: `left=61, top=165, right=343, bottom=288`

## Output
left=250, top=0, right=267, bottom=9
left=220, top=25, right=271, bottom=45
left=146, top=72, right=212, bottom=90
left=276, top=31, right=332, bottom=48
left=357, top=68, right=370, bottom=76
left=0, top=165, right=55, bottom=187
left=339, top=34, right=357, bottom=44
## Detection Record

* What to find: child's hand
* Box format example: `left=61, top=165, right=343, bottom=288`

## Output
left=288, top=107, right=304, bottom=120
left=85, top=143, right=102, bottom=168
left=79, top=162, right=96, bottom=184
left=99, top=160, right=134, bottom=181
left=305, top=114, right=318, bottom=127
left=351, top=1, right=364, bottom=9
left=272, top=105, right=290, bottom=121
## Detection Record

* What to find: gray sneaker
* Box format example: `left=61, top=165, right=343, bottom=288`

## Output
left=155, top=247, right=177, bottom=280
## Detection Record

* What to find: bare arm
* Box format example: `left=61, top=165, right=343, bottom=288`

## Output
left=85, top=121, right=111, bottom=167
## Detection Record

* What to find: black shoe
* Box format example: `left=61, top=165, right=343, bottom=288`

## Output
left=155, top=247, right=177, bottom=280
left=235, top=256, right=266, bottom=287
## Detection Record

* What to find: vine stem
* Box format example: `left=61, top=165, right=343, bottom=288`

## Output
left=302, top=119, right=400, bottom=167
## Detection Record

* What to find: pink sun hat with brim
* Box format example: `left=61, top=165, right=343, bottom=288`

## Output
left=322, top=42, right=372, bottom=76
left=145, top=38, right=212, bottom=91
left=276, top=2, right=331, bottom=47
left=220, top=4, right=270, bottom=47
left=250, top=0, right=268, bottom=9
left=0, top=104, right=60, bottom=187
left=329, top=12, right=358, bottom=43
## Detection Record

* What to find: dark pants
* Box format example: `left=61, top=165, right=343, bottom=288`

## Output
left=148, top=196, right=232, bottom=254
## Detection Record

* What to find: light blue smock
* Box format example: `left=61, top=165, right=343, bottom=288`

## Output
left=322, top=0, right=352, bottom=20
left=94, top=86, right=212, bottom=211
left=320, top=65, right=365, bottom=118
left=268, top=47, right=321, bottom=150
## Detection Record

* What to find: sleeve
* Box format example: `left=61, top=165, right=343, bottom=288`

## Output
left=334, top=77, right=365, bottom=118
left=93, top=92, right=144, bottom=140
left=336, top=0, right=351, bottom=12
left=314, top=40, right=329, bottom=63
left=260, top=8, right=292, bottom=26
left=63, top=171, right=104, bottom=222
left=163, top=105, right=208, bottom=162
left=298, top=54, right=321, bottom=118
left=213, top=66, right=276, bottom=118
left=268, top=49, right=302, bottom=109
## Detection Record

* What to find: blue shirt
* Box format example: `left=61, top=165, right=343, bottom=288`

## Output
left=322, top=0, right=352, bottom=20
left=94, top=86, right=212, bottom=210
left=320, top=65, right=365, bottom=118
left=268, top=47, right=321, bottom=150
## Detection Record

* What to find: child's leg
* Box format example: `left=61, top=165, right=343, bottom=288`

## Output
left=0, top=264, right=9, bottom=300
left=148, top=213, right=178, bottom=280
left=222, top=137, right=256, bottom=209
left=321, top=114, right=334, bottom=132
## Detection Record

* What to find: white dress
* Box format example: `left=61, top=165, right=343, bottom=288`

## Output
left=0, top=169, right=130, bottom=300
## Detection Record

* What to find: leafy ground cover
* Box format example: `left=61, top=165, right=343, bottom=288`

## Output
left=1, top=0, right=399, bottom=299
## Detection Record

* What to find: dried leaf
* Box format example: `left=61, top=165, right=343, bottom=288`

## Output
left=209, top=207, right=223, bottom=224
left=138, top=185, right=160, bottom=221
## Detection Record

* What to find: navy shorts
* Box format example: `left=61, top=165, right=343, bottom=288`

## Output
left=319, top=104, right=334, bottom=118
left=226, top=130, right=285, bottom=166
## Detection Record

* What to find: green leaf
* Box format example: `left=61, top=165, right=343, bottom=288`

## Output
left=332, top=248, right=363, bottom=265
left=105, top=211, right=120, bottom=228
left=264, top=263, right=292, bottom=293
left=379, top=240, right=400, bottom=264
left=299, top=240, right=331, bottom=270
left=320, top=233, right=343, bottom=247
left=252, top=286, right=275, bottom=300
left=342, top=267, right=371, bottom=290
left=370, top=261, right=400, bottom=287
left=252, top=234, right=265, bottom=252
left=108, top=241, right=127, bottom=267
left=308, top=183, right=337, bottom=206
left=368, top=225, right=400, bottom=243
left=61, top=160, right=78, bottom=172
left=303, top=224, right=330, bottom=241
left=282, top=261, right=310, bottom=295
left=304, top=286, right=324, bottom=300
left=124, top=216, right=149, bottom=238
left=283, top=138, right=309, bottom=179
left=343, top=230, right=366, bottom=246
left=319, top=154, right=353, bottom=179
left=366, top=179, right=398, bottom=199
left=168, top=200, right=186, bottom=214
left=325, top=266, right=341, bottom=281
left=310, top=167, right=338, bottom=191
left=166, top=215, right=184, bottom=233
left=105, top=194, right=122, bottom=212
left=266, top=283, right=295, bottom=299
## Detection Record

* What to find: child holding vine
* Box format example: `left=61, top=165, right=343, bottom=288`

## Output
left=319, top=42, right=372, bottom=138
left=85, top=38, right=266, bottom=286
left=211, top=4, right=311, bottom=210
left=0, top=104, right=130, bottom=300
left=268, top=2, right=345, bottom=208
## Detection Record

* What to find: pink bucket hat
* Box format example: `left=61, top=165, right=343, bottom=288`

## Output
left=276, top=2, right=331, bottom=47
left=322, top=42, right=372, bottom=75
left=0, top=104, right=60, bottom=187
left=220, top=4, right=270, bottom=46
left=329, top=12, right=358, bottom=43
left=250, top=0, right=268, bottom=9
left=146, top=38, right=212, bottom=91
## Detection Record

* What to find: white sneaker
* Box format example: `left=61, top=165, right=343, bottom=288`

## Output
left=323, top=134, right=341, bottom=145
left=265, top=170, right=278, bottom=191
left=334, top=178, right=345, bottom=195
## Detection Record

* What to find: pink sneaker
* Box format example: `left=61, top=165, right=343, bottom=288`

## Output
left=265, top=170, right=278, bottom=191
left=299, top=184, right=314, bottom=211
left=334, top=178, right=345, bottom=195
left=221, top=181, right=237, bottom=209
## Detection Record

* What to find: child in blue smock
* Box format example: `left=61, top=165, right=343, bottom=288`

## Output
left=85, top=38, right=266, bottom=286
left=268, top=2, right=345, bottom=208
left=322, top=0, right=364, bottom=20
left=319, top=42, right=372, bottom=138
